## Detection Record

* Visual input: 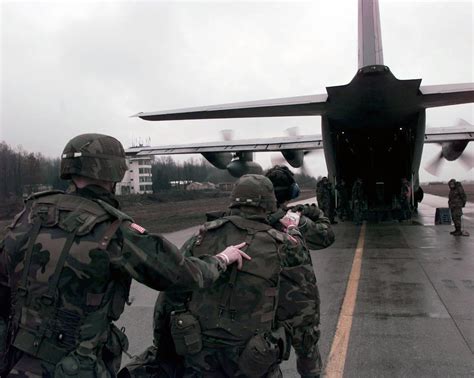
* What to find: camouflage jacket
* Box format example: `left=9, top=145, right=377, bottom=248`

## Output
left=449, top=183, right=467, bottom=208
left=270, top=204, right=332, bottom=330
left=351, top=182, right=365, bottom=203
left=269, top=203, right=335, bottom=251
left=0, top=185, right=226, bottom=374
left=152, top=210, right=307, bottom=351
left=317, top=185, right=334, bottom=209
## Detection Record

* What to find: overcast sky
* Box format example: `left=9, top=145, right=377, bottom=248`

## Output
left=1, top=0, right=473, bottom=182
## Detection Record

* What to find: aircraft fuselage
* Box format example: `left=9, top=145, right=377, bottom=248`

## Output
left=322, top=65, right=425, bottom=209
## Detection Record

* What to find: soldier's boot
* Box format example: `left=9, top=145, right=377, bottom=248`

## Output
left=452, top=226, right=462, bottom=236
left=450, top=229, right=457, bottom=235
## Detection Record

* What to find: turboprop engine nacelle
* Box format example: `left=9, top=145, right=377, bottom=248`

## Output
left=441, top=140, right=469, bottom=161
left=226, top=160, right=263, bottom=178
left=201, top=152, right=233, bottom=169
left=282, top=150, right=305, bottom=168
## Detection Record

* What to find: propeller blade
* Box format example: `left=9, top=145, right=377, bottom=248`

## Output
left=285, top=127, right=299, bottom=137
left=221, top=129, right=234, bottom=141
left=458, top=152, right=474, bottom=171
left=424, top=150, right=444, bottom=176
left=270, top=154, right=287, bottom=167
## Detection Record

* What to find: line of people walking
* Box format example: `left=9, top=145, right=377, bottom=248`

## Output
left=0, top=134, right=335, bottom=378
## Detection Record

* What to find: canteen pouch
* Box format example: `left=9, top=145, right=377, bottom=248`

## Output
left=238, top=333, right=279, bottom=377
left=170, top=311, right=202, bottom=356
left=53, top=352, right=96, bottom=378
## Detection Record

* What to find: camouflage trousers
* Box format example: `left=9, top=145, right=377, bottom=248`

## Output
left=450, top=207, right=463, bottom=229
left=183, top=345, right=282, bottom=378
left=352, top=201, right=363, bottom=225
left=291, top=324, right=322, bottom=378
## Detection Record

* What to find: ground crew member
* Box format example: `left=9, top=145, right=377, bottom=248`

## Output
left=352, top=178, right=365, bottom=225
left=399, top=177, right=412, bottom=221
left=335, top=179, right=350, bottom=221
left=125, top=174, right=306, bottom=377
left=448, top=179, right=468, bottom=236
left=316, top=177, right=336, bottom=224
left=266, top=166, right=334, bottom=378
left=0, top=133, right=248, bottom=377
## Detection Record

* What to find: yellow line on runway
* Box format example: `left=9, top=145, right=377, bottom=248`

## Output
left=325, top=222, right=367, bottom=378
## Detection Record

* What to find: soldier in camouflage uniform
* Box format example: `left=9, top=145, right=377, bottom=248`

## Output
left=448, top=178, right=468, bottom=236
left=351, top=178, right=365, bottom=225
left=266, top=166, right=334, bottom=378
left=335, top=179, right=350, bottom=221
left=0, top=134, right=249, bottom=378
left=399, top=178, right=412, bottom=221
left=316, top=177, right=336, bottom=224
left=126, top=174, right=307, bottom=377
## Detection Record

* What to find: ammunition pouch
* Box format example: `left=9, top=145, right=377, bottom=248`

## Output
left=12, top=327, right=70, bottom=365
left=169, top=311, right=202, bottom=356
left=237, top=332, right=280, bottom=377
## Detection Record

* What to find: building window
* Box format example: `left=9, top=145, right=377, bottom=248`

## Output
left=140, top=185, right=153, bottom=192
left=139, top=168, right=151, bottom=174
left=139, top=176, right=152, bottom=183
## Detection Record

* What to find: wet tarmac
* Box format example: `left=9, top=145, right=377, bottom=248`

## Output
left=117, top=193, right=474, bottom=377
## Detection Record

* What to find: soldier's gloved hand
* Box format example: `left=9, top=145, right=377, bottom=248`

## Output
left=216, top=242, right=251, bottom=270
left=293, top=204, right=322, bottom=221
left=279, top=210, right=301, bottom=231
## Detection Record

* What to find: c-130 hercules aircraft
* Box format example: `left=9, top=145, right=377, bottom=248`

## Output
left=128, top=0, right=474, bottom=215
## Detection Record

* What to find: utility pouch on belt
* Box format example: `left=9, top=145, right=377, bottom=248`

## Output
left=238, top=333, right=279, bottom=377
left=53, top=352, right=96, bottom=377
left=169, top=311, right=202, bottom=356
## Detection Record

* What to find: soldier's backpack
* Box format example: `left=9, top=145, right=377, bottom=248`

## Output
left=186, top=215, right=283, bottom=346
left=6, top=190, right=129, bottom=372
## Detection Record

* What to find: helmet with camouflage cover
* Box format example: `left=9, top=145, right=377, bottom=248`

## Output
left=230, top=174, right=277, bottom=212
left=60, top=133, right=127, bottom=182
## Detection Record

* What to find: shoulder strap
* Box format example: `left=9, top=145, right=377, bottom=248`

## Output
left=17, top=217, right=44, bottom=295
left=218, top=231, right=255, bottom=319
left=224, top=215, right=272, bottom=232
left=95, top=199, right=133, bottom=222
left=25, top=190, right=64, bottom=201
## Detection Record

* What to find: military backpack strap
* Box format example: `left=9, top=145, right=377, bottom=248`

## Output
left=98, top=219, right=122, bottom=251
left=43, top=227, right=79, bottom=305
left=17, top=219, right=42, bottom=296
left=217, top=231, right=255, bottom=319
left=218, top=265, right=238, bottom=319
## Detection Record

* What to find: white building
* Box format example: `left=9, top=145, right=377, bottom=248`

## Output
left=116, top=156, right=153, bottom=195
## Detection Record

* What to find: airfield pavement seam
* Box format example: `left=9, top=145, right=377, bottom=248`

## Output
left=325, top=222, right=367, bottom=378
left=414, top=248, right=474, bottom=355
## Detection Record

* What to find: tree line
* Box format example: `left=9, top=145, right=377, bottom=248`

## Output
left=0, top=142, right=318, bottom=200
left=0, top=142, right=66, bottom=200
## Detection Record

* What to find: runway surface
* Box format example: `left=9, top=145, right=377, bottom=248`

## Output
left=117, top=193, right=474, bottom=377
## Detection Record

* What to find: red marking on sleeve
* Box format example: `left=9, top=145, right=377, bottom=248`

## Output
left=130, top=223, right=146, bottom=234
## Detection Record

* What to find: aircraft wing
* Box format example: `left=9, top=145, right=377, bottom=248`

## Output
left=132, top=94, right=328, bottom=121
left=424, top=122, right=474, bottom=143
left=420, top=83, right=474, bottom=108
left=126, top=134, right=323, bottom=156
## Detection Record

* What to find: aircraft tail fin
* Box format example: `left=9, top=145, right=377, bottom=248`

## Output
left=358, top=0, right=384, bottom=68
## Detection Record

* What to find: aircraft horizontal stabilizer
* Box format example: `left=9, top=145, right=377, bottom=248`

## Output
left=126, top=134, right=323, bottom=156
left=132, top=94, right=328, bottom=121
left=420, top=83, right=474, bottom=108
